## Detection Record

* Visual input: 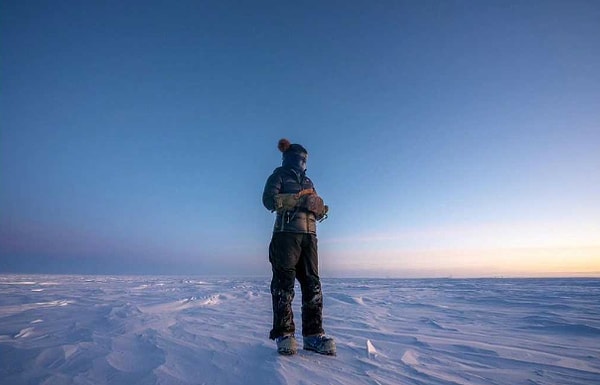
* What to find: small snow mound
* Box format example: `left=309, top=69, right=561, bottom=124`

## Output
left=63, top=345, right=78, bottom=359
left=366, top=339, right=378, bottom=357
left=107, top=333, right=165, bottom=373
left=15, top=327, right=36, bottom=339
left=6, top=281, right=37, bottom=285
left=35, top=300, right=73, bottom=307
left=401, top=349, right=420, bottom=366
left=199, top=295, right=221, bottom=306
left=330, top=293, right=366, bottom=305
left=175, top=294, right=222, bottom=308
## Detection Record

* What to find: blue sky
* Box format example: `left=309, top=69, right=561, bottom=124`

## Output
left=1, top=1, right=599, bottom=277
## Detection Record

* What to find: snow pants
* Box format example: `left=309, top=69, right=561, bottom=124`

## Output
left=268, top=232, right=324, bottom=340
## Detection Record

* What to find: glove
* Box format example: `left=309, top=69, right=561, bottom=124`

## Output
left=273, top=189, right=315, bottom=214
left=273, top=193, right=300, bottom=213
left=302, top=194, right=328, bottom=220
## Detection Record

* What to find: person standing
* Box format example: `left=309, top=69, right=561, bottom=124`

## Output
left=262, top=138, right=335, bottom=356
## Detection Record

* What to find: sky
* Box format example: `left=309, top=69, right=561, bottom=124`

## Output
left=1, top=0, right=599, bottom=278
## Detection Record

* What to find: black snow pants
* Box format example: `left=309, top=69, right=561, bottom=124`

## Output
left=268, top=232, right=324, bottom=340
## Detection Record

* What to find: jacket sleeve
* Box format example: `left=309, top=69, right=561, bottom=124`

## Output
left=262, top=171, right=282, bottom=211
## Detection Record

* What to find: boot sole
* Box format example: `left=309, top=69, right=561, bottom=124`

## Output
left=278, top=348, right=297, bottom=355
left=303, top=347, right=336, bottom=356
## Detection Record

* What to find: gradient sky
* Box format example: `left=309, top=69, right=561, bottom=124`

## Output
left=1, top=0, right=599, bottom=277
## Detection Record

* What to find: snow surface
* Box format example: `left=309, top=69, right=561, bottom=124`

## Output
left=0, top=275, right=599, bottom=385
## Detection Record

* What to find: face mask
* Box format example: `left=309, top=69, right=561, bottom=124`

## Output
left=283, top=152, right=307, bottom=173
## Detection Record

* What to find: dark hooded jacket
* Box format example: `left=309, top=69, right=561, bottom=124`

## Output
left=262, top=167, right=317, bottom=234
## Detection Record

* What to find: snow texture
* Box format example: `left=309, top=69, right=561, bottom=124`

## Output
left=1, top=275, right=599, bottom=384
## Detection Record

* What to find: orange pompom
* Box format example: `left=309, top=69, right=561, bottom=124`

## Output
left=278, top=138, right=291, bottom=152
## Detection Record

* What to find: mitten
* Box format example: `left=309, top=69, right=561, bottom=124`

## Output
left=303, top=194, right=327, bottom=220
left=273, top=193, right=300, bottom=213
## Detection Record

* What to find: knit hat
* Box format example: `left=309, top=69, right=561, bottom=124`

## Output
left=278, top=138, right=307, bottom=155
left=278, top=138, right=308, bottom=172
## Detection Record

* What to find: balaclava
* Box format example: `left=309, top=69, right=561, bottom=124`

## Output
left=278, top=138, right=308, bottom=174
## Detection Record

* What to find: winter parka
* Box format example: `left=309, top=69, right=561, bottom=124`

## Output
left=262, top=166, right=318, bottom=234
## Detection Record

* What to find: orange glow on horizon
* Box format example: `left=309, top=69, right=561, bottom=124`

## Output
left=323, top=245, right=600, bottom=277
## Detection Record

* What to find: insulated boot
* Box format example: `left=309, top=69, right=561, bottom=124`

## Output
left=276, top=335, right=298, bottom=355
left=303, top=334, right=336, bottom=356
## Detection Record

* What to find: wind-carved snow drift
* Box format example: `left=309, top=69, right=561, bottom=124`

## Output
left=0, top=275, right=599, bottom=385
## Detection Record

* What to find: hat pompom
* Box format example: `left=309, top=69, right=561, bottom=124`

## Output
left=278, top=138, right=291, bottom=152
